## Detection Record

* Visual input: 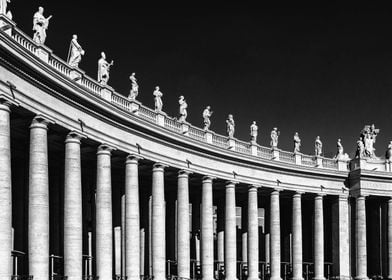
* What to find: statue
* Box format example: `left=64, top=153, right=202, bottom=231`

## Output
left=334, top=138, right=350, bottom=160
left=386, top=141, right=392, bottom=161
left=0, top=0, right=12, bottom=19
left=226, top=114, right=235, bottom=138
left=178, top=95, right=188, bottom=122
left=270, top=127, right=280, bottom=148
left=358, top=124, right=380, bottom=158
left=32, top=7, right=52, bottom=45
left=315, top=136, right=323, bottom=156
left=67, top=35, right=85, bottom=68
left=97, top=52, right=113, bottom=85
left=128, top=73, right=139, bottom=100
left=250, top=121, right=258, bottom=143
left=293, top=132, right=301, bottom=153
left=355, top=138, right=365, bottom=158
left=153, top=86, right=163, bottom=111
left=203, top=106, right=213, bottom=130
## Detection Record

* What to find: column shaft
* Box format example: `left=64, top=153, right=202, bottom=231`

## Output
left=314, top=195, right=325, bottom=280
left=96, top=145, right=114, bottom=280
left=64, top=132, right=83, bottom=280
left=292, top=193, right=303, bottom=280
left=225, top=182, right=237, bottom=280
left=0, top=102, right=12, bottom=280
left=177, top=171, right=190, bottom=279
left=247, top=186, right=259, bottom=280
left=201, top=176, right=214, bottom=280
left=125, top=156, right=141, bottom=280
left=28, top=117, right=50, bottom=280
left=152, top=164, right=166, bottom=280
left=355, top=196, right=368, bottom=280
left=270, top=190, right=281, bottom=280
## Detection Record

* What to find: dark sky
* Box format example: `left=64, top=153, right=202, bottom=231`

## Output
left=8, top=2, right=392, bottom=158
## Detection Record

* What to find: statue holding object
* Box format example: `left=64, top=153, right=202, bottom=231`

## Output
left=270, top=127, right=280, bottom=148
left=128, top=73, right=139, bottom=100
left=203, top=106, right=213, bottom=130
left=153, top=86, right=163, bottom=111
left=33, top=7, right=52, bottom=44
left=315, top=136, right=323, bottom=156
left=67, top=34, right=85, bottom=68
left=226, top=114, right=235, bottom=138
left=250, top=121, right=258, bottom=143
left=356, top=124, right=380, bottom=158
left=97, top=52, right=113, bottom=85
left=293, top=132, right=301, bottom=153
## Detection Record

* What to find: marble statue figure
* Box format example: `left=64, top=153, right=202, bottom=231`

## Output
left=203, top=106, right=213, bottom=130
left=315, top=136, right=322, bottom=156
left=97, top=52, right=113, bottom=85
left=270, top=127, right=280, bottom=148
left=386, top=141, right=392, bottom=161
left=0, top=0, right=12, bottom=19
left=153, top=86, right=163, bottom=111
left=226, top=114, right=235, bottom=138
left=128, top=73, right=139, bottom=100
left=178, top=95, right=188, bottom=122
left=358, top=124, right=380, bottom=158
left=67, top=35, right=85, bottom=68
left=293, top=132, right=301, bottom=153
left=33, top=7, right=52, bottom=44
left=250, top=121, right=258, bottom=143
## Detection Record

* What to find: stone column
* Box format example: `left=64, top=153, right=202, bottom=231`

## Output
left=0, top=99, right=13, bottom=280
left=28, top=116, right=52, bottom=280
left=314, top=194, right=325, bottom=280
left=270, top=189, right=281, bottom=280
left=217, top=200, right=225, bottom=265
left=292, top=192, right=303, bottom=280
left=356, top=195, right=368, bottom=280
left=247, top=186, right=259, bottom=280
left=201, top=176, right=214, bottom=280
left=177, top=170, right=191, bottom=279
left=125, top=155, right=142, bottom=280
left=64, top=132, right=84, bottom=280
left=96, top=144, right=115, bottom=280
left=152, top=163, right=166, bottom=280
left=388, top=198, right=392, bottom=280
left=225, top=181, right=237, bottom=280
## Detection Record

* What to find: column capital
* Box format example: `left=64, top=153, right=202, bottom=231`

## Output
left=30, top=114, right=55, bottom=129
left=0, top=94, right=19, bottom=111
left=271, top=188, right=281, bottom=194
left=293, top=191, right=304, bottom=198
left=97, top=143, right=116, bottom=155
left=315, top=193, right=326, bottom=198
left=355, top=194, right=368, bottom=199
left=178, top=169, right=192, bottom=177
left=65, top=130, right=87, bottom=144
left=153, top=162, right=168, bottom=170
left=225, top=180, right=239, bottom=187
left=248, top=185, right=259, bottom=192
left=202, top=175, right=216, bottom=182
left=125, top=154, right=143, bottom=164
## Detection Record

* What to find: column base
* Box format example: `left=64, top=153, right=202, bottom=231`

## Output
left=225, top=278, right=238, bottom=280
left=334, top=277, right=351, bottom=280
left=354, top=277, right=369, bottom=280
left=247, top=277, right=260, bottom=280
left=313, top=277, right=325, bottom=280
left=270, top=277, right=282, bottom=280
left=291, top=277, right=304, bottom=280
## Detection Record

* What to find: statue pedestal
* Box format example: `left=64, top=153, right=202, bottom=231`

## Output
left=181, top=123, right=189, bottom=135
left=337, top=159, right=349, bottom=171
left=70, top=68, right=84, bottom=82
left=228, top=138, right=235, bottom=150
left=100, top=86, right=113, bottom=102
left=35, top=45, right=52, bottom=63
left=316, top=156, right=323, bottom=168
left=0, top=14, right=15, bottom=36
left=271, top=148, right=279, bottom=160
left=294, top=153, right=302, bottom=165
left=250, top=143, right=258, bottom=156
left=156, top=111, right=166, bottom=126
left=204, top=130, right=213, bottom=144
left=129, top=100, right=140, bottom=115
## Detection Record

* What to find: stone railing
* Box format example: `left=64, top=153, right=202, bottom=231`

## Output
left=0, top=15, right=350, bottom=172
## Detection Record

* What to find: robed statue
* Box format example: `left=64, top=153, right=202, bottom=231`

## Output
left=67, top=34, right=85, bottom=68
left=357, top=124, right=380, bottom=158
left=315, top=136, right=323, bottom=156
left=203, top=106, right=213, bottom=130
left=270, top=127, right=280, bottom=148
left=178, top=95, right=188, bottom=122
left=153, top=86, right=163, bottom=111
left=250, top=121, right=258, bottom=143
left=128, top=73, right=139, bottom=100
left=293, top=132, right=301, bottom=153
left=33, top=7, right=52, bottom=44
left=97, top=52, right=113, bottom=85
left=226, top=114, right=235, bottom=138
left=0, top=0, right=12, bottom=19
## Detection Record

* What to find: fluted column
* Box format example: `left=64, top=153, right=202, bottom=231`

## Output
left=152, top=163, right=166, bottom=280
left=0, top=100, right=13, bottom=280
left=388, top=198, right=392, bottom=280
left=125, top=155, right=142, bottom=280
left=177, top=170, right=191, bottom=279
left=247, top=186, right=259, bottom=280
left=96, top=144, right=115, bottom=280
left=28, top=116, right=53, bottom=280
left=64, top=131, right=84, bottom=280
left=355, top=195, right=368, bottom=280
left=270, top=189, right=281, bottom=280
left=201, top=176, right=214, bottom=280
left=292, top=192, right=303, bottom=280
left=225, top=181, right=237, bottom=280
left=314, top=194, right=325, bottom=280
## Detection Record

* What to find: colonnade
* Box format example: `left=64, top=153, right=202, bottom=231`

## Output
left=1, top=102, right=392, bottom=280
